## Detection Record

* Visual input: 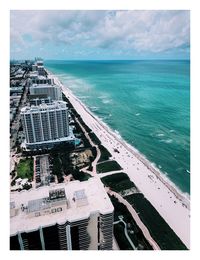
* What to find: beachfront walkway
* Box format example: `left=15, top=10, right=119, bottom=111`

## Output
left=98, top=170, right=124, bottom=178
left=107, top=188, right=160, bottom=250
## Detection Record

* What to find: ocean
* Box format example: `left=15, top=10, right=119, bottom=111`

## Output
left=45, top=60, right=190, bottom=194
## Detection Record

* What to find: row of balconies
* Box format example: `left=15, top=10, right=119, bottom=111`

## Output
left=57, top=225, right=68, bottom=250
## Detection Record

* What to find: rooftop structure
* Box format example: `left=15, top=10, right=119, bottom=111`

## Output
left=29, top=71, right=39, bottom=79
left=32, top=75, right=54, bottom=85
left=36, top=59, right=44, bottom=67
left=29, top=97, right=52, bottom=106
left=10, top=178, right=114, bottom=250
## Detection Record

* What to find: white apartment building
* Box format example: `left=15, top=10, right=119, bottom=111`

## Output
left=36, top=60, right=44, bottom=67
left=35, top=60, right=45, bottom=75
left=32, top=75, right=54, bottom=85
left=29, top=83, right=62, bottom=101
left=10, top=178, right=114, bottom=250
left=37, top=65, right=46, bottom=76
left=20, top=101, right=73, bottom=149
left=32, top=64, right=38, bottom=72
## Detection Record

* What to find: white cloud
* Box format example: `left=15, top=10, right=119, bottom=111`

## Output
left=10, top=10, right=190, bottom=54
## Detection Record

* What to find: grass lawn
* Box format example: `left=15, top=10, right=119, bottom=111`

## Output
left=97, top=160, right=122, bottom=173
left=17, top=158, right=33, bottom=180
left=101, top=172, right=137, bottom=192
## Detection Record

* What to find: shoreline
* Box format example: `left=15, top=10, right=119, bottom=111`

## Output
left=48, top=70, right=190, bottom=248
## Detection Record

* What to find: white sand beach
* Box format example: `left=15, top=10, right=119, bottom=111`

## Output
left=51, top=73, right=190, bottom=248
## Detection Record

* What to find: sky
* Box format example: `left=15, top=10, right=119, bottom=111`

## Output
left=10, top=10, right=190, bottom=60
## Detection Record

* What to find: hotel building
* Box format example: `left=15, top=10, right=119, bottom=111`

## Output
left=29, top=83, right=62, bottom=101
left=31, top=76, right=54, bottom=85
left=29, top=97, right=52, bottom=106
left=20, top=101, right=73, bottom=150
left=10, top=178, right=114, bottom=250
left=35, top=59, right=46, bottom=76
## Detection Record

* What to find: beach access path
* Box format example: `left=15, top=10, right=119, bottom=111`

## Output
left=52, top=73, right=190, bottom=249
left=110, top=188, right=160, bottom=250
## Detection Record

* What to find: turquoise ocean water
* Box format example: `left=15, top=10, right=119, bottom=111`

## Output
left=45, top=60, right=190, bottom=194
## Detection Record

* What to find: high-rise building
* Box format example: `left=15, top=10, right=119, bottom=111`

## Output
left=32, top=76, right=54, bottom=85
left=35, top=59, right=46, bottom=76
left=32, top=64, right=37, bottom=72
left=10, top=178, right=114, bottom=250
left=29, top=83, right=62, bottom=101
left=20, top=101, right=74, bottom=149
left=37, top=66, right=46, bottom=76
left=35, top=59, right=44, bottom=67
left=29, top=97, right=52, bottom=106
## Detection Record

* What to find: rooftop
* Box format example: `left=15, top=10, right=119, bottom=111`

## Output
left=30, top=83, right=59, bottom=88
left=21, top=100, right=67, bottom=113
left=10, top=177, right=113, bottom=235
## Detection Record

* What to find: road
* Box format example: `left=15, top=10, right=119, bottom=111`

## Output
left=10, top=76, right=29, bottom=150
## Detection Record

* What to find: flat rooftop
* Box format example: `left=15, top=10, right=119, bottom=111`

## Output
left=10, top=177, right=113, bottom=235
left=21, top=100, right=67, bottom=113
left=31, top=83, right=58, bottom=88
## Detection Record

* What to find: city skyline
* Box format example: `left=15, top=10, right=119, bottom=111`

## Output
left=10, top=10, right=190, bottom=60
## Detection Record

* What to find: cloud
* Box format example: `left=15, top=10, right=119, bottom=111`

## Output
left=95, top=10, right=190, bottom=52
left=10, top=10, right=190, bottom=57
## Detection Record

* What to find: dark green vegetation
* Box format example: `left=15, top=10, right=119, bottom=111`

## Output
left=73, top=121, right=91, bottom=148
left=72, top=169, right=91, bottom=182
left=62, top=93, right=69, bottom=103
left=101, top=172, right=138, bottom=193
left=110, top=195, right=152, bottom=250
left=49, top=143, right=92, bottom=183
left=123, top=193, right=187, bottom=250
left=16, top=158, right=33, bottom=180
left=98, top=144, right=111, bottom=162
left=97, top=160, right=122, bottom=173
left=76, top=115, right=92, bottom=134
left=88, top=132, right=101, bottom=145
left=50, top=154, right=63, bottom=183
left=49, top=143, right=73, bottom=183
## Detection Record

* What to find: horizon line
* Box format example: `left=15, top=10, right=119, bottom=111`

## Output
left=10, top=58, right=190, bottom=62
